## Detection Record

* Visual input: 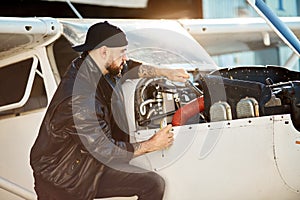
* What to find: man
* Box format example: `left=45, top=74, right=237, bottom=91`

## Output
left=30, top=21, right=189, bottom=200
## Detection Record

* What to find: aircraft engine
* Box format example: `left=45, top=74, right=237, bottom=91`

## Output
left=130, top=66, right=300, bottom=131
left=134, top=77, right=202, bottom=130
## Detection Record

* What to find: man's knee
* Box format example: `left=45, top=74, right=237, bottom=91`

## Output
left=147, top=172, right=165, bottom=194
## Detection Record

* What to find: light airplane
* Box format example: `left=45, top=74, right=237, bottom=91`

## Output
left=0, top=2, right=300, bottom=200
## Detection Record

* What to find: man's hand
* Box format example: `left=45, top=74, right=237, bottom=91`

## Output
left=147, top=124, right=174, bottom=151
left=159, top=68, right=190, bottom=83
left=133, top=124, right=174, bottom=157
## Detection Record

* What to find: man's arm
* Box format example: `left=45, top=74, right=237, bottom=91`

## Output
left=124, top=59, right=189, bottom=83
left=138, top=64, right=190, bottom=83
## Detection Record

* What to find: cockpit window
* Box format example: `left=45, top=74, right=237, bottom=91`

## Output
left=52, top=36, right=79, bottom=78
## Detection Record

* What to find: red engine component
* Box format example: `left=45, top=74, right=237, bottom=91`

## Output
left=172, top=97, right=205, bottom=126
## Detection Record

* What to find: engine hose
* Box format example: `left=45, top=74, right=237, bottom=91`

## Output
left=172, top=96, right=205, bottom=126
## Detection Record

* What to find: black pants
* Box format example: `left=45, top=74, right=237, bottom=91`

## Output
left=34, top=165, right=165, bottom=200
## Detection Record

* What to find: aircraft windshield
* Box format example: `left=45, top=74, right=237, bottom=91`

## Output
left=61, top=19, right=218, bottom=72
left=125, top=28, right=217, bottom=71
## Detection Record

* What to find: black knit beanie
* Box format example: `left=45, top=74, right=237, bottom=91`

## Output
left=72, top=21, right=128, bottom=52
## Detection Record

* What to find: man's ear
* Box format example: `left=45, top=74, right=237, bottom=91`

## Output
left=99, top=46, right=109, bottom=59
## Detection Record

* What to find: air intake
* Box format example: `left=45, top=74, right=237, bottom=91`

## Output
left=236, top=97, right=259, bottom=119
left=210, top=101, right=232, bottom=122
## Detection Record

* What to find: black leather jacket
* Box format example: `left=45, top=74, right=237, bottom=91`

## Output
left=30, top=53, right=141, bottom=199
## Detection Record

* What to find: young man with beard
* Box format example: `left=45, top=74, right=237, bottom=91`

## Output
left=30, top=21, right=189, bottom=200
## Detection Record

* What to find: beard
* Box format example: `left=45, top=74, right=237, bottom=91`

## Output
left=107, top=65, right=121, bottom=76
left=106, top=60, right=125, bottom=77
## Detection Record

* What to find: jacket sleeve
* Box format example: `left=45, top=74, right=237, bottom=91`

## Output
left=51, top=94, right=134, bottom=165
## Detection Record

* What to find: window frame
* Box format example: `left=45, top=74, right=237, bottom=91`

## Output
left=0, top=56, right=39, bottom=112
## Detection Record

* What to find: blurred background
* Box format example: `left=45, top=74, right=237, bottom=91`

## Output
left=1, top=0, right=300, bottom=69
